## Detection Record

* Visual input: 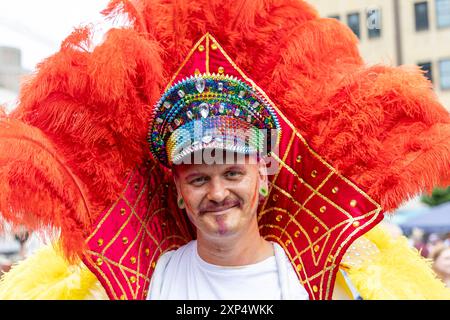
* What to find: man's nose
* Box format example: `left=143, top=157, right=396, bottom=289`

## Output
left=206, top=177, right=230, bottom=202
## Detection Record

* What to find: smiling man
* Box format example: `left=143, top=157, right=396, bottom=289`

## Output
left=148, top=158, right=308, bottom=299
left=146, top=42, right=309, bottom=299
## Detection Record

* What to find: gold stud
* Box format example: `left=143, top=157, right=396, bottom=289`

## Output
left=198, top=45, right=205, bottom=52
left=294, top=231, right=301, bottom=238
left=353, top=221, right=360, bottom=227
left=218, top=66, right=225, bottom=74
left=211, top=43, right=218, bottom=50
left=296, top=155, right=302, bottom=163
left=130, top=257, right=136, bottom=264
left=96, top=258, right=103, bottom=266
left=292, top=185, right=297, bottom=193
left=120, top=208, right=126, bottom=216
left=145, top=248, right=150, bottom=256
left=332, top=187, right=339, bottom=194
left=314, top=245, right=320, bottom=252
left=313, top=285, right=318, bottom=293
left=276, top=215, right=283, bottom=222
left=130, top=276, right=136, bottom=284
left=285, top=240, right=291, bottom=247
left=151, top=261, right=156, bottom=269
left=296, top=264, right=303, bottom=272
left=97, top=238, right=104, bottom=246
left=122, top=237, right=129, bottom=245
left=327, top=255, right=334, bottom=263
left=143, top=290, right=148, bottom=297
left=313, top=226, right=319, bottom=234
left=194, top=68, right=201, bottom=76
left=320, top=206, right=327, bottom=213
left=350, top=200, right=357, bottom=207
left=311, top=170, right=318, bottom=178
left=273, top=194, right=279, bottom=202
left=120, top=295, right=126, bottom=300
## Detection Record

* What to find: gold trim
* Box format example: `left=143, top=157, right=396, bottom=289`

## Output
left=88, top=251, right=150, bottom=280
left=260, top=132, right=296, bottom=213
left=206, top=34, right=210, bottom=74
left=164, top=34, right=209, bottom=91
left=270, top=184, right=329, bottom=231
left=270, top=152, right=353, bottom=220
left=85, top=169, right=137, bottom=243
left=84, top=255, right=119, bottom=300
left=324, top=209, right=381, bottom=298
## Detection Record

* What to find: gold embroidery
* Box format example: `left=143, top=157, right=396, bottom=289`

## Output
left=205, top=36, right=210, bottom=74
left=85, top=169, right=138, bottom=243
left=259, top=132, right=295, bottom=213
left=165, top=34, right=208, bottom=91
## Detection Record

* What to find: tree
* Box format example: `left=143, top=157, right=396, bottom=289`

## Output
left=421, top=187, right=450, bottom=207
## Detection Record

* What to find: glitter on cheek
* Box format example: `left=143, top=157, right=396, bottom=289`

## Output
left=216, top=215, right=228, bottom=235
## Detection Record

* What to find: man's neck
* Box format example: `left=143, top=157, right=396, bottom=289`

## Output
left=196, top=225, right=274, bottom=267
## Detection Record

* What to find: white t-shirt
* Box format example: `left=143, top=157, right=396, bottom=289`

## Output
left=147, top=240, right=309, bottom=300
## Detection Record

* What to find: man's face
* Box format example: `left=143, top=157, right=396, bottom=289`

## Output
left=173, top=159, right=267, bottom=240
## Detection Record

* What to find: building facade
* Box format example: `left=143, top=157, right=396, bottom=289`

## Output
left=310, top=0, right=450, bottom=109
left=0, top=46, right=25, bottom=113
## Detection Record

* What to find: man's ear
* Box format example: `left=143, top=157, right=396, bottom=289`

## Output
left=172, top=167, right=184, bottom=208
left=258, top=158, right=269, bottom=191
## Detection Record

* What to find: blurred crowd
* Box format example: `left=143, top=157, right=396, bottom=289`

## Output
left=0, top=227, right=43, bottom=275
left=408, top=228, right=450, bottom=288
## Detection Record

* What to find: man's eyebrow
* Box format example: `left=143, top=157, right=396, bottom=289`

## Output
left=224, top=165, right=245, bottom=172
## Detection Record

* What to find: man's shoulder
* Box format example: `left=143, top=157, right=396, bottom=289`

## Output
left=156, top=240, right=196, bottom=266
left=147, top=240, right=196, bottom=299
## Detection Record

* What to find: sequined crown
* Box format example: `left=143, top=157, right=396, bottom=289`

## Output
left=148, top=34, right=281, bottom=167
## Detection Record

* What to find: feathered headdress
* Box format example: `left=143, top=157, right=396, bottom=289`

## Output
left=0, top=0, right=449, bottom=300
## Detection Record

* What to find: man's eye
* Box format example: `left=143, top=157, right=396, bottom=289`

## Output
left=225, top=171, right=242, bottom=178
left=189, top=177, right=207, bottom=186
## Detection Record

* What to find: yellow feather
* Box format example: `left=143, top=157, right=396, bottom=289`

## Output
left=0, top=244, right=108, bottom=300
left=345, top=225, right=450, bottom=300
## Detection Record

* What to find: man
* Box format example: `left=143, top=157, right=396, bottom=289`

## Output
left=0, top=0, right=450, bottom=300
left=148, top=156, right=309, bottom=299
left=144, top=43, right=311, bottom=298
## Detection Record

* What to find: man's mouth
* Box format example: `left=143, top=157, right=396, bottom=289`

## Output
left=200, top=203, right=240, bottom=215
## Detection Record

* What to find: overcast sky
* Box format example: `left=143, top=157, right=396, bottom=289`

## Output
left=0, top=0, right=110, bottom=70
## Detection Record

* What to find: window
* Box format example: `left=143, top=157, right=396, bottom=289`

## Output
left=436, top=0, right=450, bottom=28
left=439, top=59, right=450, bottom=90
left=415, top=2, right=429, bottom=31
left=367, top=8, right=382, bottom=38
left=418, top=62, right=433, bottom=83
left=328, top=15, right=341, bottom=21
left=347, top=13, right=361, bottom=38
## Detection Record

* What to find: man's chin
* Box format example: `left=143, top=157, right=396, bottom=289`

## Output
left=202, top=209, right=240, bottom=236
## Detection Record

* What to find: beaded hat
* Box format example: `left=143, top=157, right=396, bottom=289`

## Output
left=148, top=34, right=281, bottom=167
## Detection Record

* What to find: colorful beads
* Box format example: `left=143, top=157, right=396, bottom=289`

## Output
left=148, top=74, right=281, bottom=167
